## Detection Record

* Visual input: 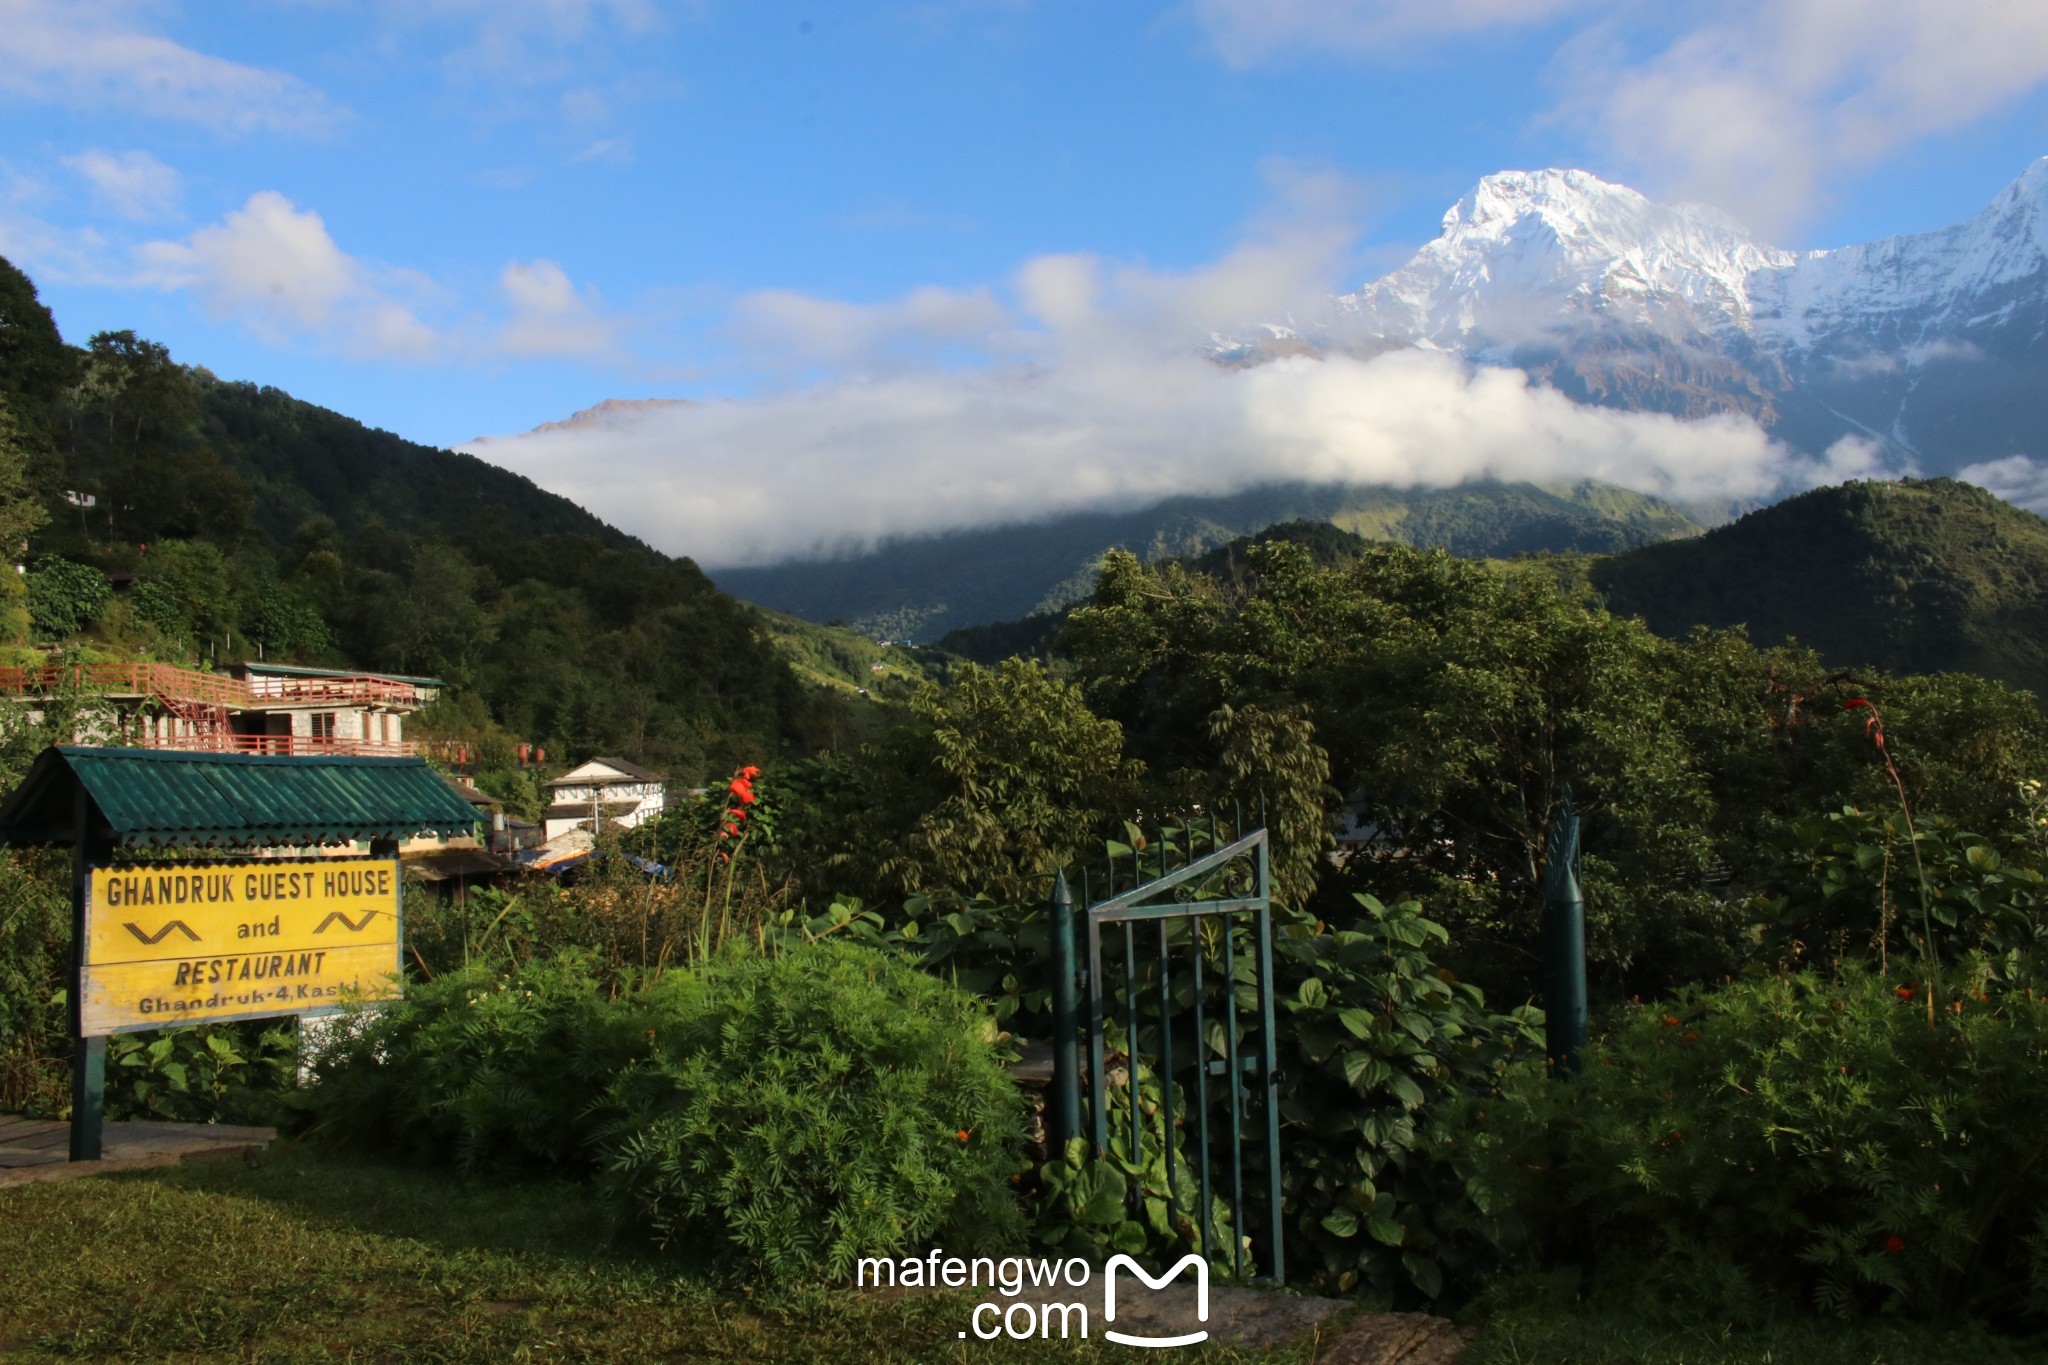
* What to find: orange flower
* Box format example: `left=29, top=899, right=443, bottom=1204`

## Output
left=1662, top=1015, right=1682, bottom=1028
left=1895, top=985, right=1916, bottom=1001
left=956, top=1129, right=971, bottom=1143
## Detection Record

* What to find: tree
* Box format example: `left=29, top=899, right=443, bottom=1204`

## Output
left=826, top=658, right=1144, bottom=901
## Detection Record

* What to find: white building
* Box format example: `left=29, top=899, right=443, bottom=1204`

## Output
left=543, top=756, right=668, bottom=841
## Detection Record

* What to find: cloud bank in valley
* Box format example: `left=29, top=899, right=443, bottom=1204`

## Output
left=461, top=216, right=1845, bottom=569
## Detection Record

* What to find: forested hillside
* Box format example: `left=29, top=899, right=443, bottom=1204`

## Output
left=0, top=256, right=847, bottom=782
left=715, top=478, right=1704, bottom=640
left=1592, top=479, right=2048, bottom=701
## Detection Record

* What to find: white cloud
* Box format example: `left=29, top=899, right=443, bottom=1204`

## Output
left=1191, top=0, right=1597, bottom=66
left=0, top=0, right=339, bottom=135
left=1188, top=0, right=2048, bottom=236
left=568, top=136, right=634, bottom=165
left=729, top=284, right=1009, bottom=373
left=462, top=226, right=1806, bottom=568
left=1582, top=1, right=2048, bottom=236
left=1962, top=455, right=2048, bottom=515
left=388, top=0, right=670, bottom=86
left=496, top=258, right=620, bottom=359
left=136, top=191, right=441, bottom=359
left=63, top=149, right=182, bottom=221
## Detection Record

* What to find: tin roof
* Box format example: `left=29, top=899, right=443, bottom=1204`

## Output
left=0, top=746, right=480, bottom=849
left=231, top=662, right=448, bottom=687
left=547, top=755, right=665, bottom=787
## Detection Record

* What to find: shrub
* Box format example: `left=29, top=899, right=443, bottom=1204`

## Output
left=1456, top=964, right=2048, bottom=1326
left=1272, top=893, right=1545, bottom=1303
left=601, top=942, right=1024, bottom=1281
left=105, top=1022, right=297, bottom=1125
left=0, top=850, right=69, bottom=1113
left=304, top=953, right=648, bottom=1173
left=1756, top=807, right=2048, bottom=985
left=24, top=556, right=109, bottom=640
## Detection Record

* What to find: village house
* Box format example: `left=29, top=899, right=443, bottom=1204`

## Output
left=543, top=756, right=667, bottom=841
left=0, top=658, right=440, bottom=756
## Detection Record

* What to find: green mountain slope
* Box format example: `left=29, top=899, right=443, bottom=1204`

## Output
left=716, top=479, right=1705, bottom=640
left=1590, top=478, right=2048, bottom=699
left=0, top=255, right=844, bottom=782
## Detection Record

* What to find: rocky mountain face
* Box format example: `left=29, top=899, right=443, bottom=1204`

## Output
left=1272, top=160, right=2048, bottom=480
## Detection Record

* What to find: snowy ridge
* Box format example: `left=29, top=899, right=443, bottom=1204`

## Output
left=1319, top=160, right=2048, bottom=358
left=1751, top=159, right=2048, bottom=352
left=1336, top=169, right=1797, bottom=348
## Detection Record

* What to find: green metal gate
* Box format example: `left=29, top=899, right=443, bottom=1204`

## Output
left=1048, top=816, right=1285, bottom=1285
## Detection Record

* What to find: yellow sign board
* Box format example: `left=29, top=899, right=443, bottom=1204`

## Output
left=82, top=859, right=402, bottom=1035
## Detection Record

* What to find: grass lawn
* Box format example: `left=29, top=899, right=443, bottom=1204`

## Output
left=4, top=1146, right=2046, bottom=1363
left=1464, top=1306, right=2048, bottom=1365
left=0, top=1145, right=1333, bottom=1363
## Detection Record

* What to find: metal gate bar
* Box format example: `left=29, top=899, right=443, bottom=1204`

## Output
left=1064, top=823, right=1284, bottom=1285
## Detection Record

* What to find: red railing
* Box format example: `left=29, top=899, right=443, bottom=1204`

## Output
left=0, top=663, right=435, bottom=709
left=120, top=733, right=418, bottom=758
left=242, top=675, right=434, bottom=707
left=0, top=663, right=246, bottom=707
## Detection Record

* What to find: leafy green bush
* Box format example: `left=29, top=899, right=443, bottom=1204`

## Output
left=1756, top=807, right=2048, bottom=985
left=129, top=579, right=184, bottom=638
left=0, top=850, right=70, bottom=1113
left=601, top=942, right=1024, bottom=1281
left=105, top=1022, right=297, bottom=1125
left=24, top=556, right=109, bottom=640
left=1273, top=892, right=1545, bottom=1303
left=305, top=953, right=648, bottom=1173
left=1033, top=1066, right=1240, bottom=1273
left=1456, top=964, right=2048, bottom=1326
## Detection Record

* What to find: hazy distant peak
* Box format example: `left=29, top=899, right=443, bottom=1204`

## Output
left=468, top=396, right=694, bottom=446
left=529, top=397, right=694, bottom=434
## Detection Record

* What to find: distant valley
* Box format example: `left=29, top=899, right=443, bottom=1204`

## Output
left=711, top=479, right=1704, bottom=641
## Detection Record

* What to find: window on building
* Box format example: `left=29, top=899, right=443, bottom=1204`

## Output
left=311, top=712, right=337, bottom=741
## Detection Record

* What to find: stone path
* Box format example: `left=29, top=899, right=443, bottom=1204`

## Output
left=0, top=1115, right=274, bottom=1188
left=891, top=1274, right=1472, bottom=1360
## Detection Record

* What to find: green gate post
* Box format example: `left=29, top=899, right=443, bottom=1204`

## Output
left=1048, top=870, right=1082, bottom=1150
left=69, top=785, right=107, bottom=1161
left=1542, top=787, right=1588, bottom=1075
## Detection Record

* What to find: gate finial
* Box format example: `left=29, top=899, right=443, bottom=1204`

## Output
left=1542, top=785, right=1588, bottom=1074
left=1049, top=869, right=1081, bottom=1149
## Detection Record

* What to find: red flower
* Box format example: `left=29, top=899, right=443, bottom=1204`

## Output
left=1843, top=697, right=1888, bottom=749
left=728, top=778, right=757, bottom=805
left=1884, top=1236, right=1905, bottom=1256
left=738, top=765, right=761, bottom=780
left=1895, top=985, right=1916, bottom=1001
left=956, top=1129, right=971, bottom=1143
left=1662, top=1015, right=1682, bottom=1028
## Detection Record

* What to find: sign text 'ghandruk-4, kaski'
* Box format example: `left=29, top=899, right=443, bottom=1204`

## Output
left=81, top=859, right=401, bottom=1034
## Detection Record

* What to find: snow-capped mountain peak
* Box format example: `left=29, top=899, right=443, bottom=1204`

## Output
left=1338, top=168, right=1797, bottom=349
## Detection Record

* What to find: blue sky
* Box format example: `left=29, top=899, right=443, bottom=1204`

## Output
left=3, top=1, right=2047, bottom=563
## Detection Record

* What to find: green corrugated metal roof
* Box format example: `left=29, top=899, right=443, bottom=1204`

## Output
left=0, top=746, right=480, bottom=848
left=238, top=662, right=447, bottom=686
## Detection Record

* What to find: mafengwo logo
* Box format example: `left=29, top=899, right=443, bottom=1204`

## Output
left=854, top=1249, right=1210, bottom=1346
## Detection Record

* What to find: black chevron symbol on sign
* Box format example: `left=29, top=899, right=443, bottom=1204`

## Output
left=124, top=919, right=200, bottom=945
left=313, top=910, right=379, bottom=934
